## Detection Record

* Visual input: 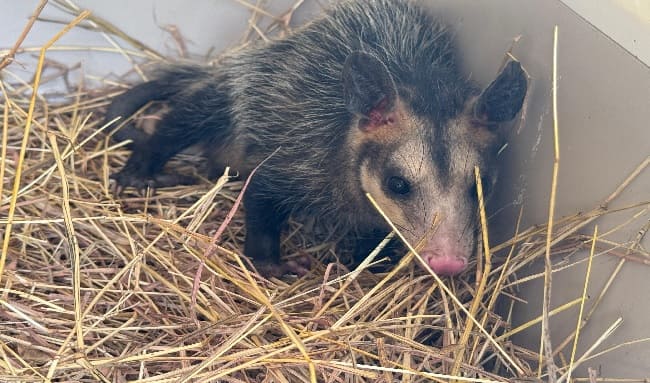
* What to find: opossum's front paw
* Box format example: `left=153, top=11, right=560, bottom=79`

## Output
left=110, top=172, right=198, bottom=195
left=109, top=171, right=158, bottom=195
left=253, top=256, right=312, bottom=278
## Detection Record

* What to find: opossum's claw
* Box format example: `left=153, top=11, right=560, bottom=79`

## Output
left=110, top=169, right=152, bottom=195
left=109, top=171, right=199, bottom=196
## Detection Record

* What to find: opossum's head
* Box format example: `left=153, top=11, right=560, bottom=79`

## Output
left=343, top=52, right=527, bottom=276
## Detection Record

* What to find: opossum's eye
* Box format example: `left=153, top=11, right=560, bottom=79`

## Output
left=386, top=176, right=411, bottom=196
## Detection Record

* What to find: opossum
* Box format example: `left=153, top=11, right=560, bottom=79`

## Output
left=103, top=0, right=527, bottom=277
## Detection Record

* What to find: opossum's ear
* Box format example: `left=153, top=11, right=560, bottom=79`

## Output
left=343, top=51, right=398, bottom=131
left=473, top=61, right=527, bottom=127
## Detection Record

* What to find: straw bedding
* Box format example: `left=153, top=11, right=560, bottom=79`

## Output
left=0, top=1, right=648, bottom=382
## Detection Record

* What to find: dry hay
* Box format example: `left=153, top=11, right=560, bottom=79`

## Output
left=1, top=1, right=649, bottom=382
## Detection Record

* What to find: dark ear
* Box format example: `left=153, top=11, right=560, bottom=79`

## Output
left=343, top=51, right=398, bottom=126
left=474, top=61, right=527, bottom=124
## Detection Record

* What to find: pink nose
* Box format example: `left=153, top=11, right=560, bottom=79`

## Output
left=420, top=251, right=467, bottom=276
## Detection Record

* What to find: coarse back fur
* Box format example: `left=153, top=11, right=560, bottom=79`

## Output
left=227, top=0, right=466, bottom=223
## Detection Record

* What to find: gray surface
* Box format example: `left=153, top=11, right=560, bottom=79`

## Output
left=561, top=0, right=650, bottom=65
left=2, top=0, right=649, bottom=378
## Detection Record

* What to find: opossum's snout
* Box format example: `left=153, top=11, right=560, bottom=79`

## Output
left=416, top=229, right=469, bottom=276
left=416, top=205, right=487, bottom=275
left=420, top=252, right=467, bottom=276
left=421, top=250, right=467, bottom=276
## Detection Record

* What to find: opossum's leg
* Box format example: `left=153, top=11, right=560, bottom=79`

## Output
left=353, top=233, right=385, bottom=259
left=111, top=117, right=203, bottom=193
left=104, top=81, right=168, bottom=147
left=110, top=80, right=232, bottom=193
left=243, top=186, right=310, bottom=277
left=350, top=232, right=401, bottom=271
left=243, top=195, right=283, bottom=265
